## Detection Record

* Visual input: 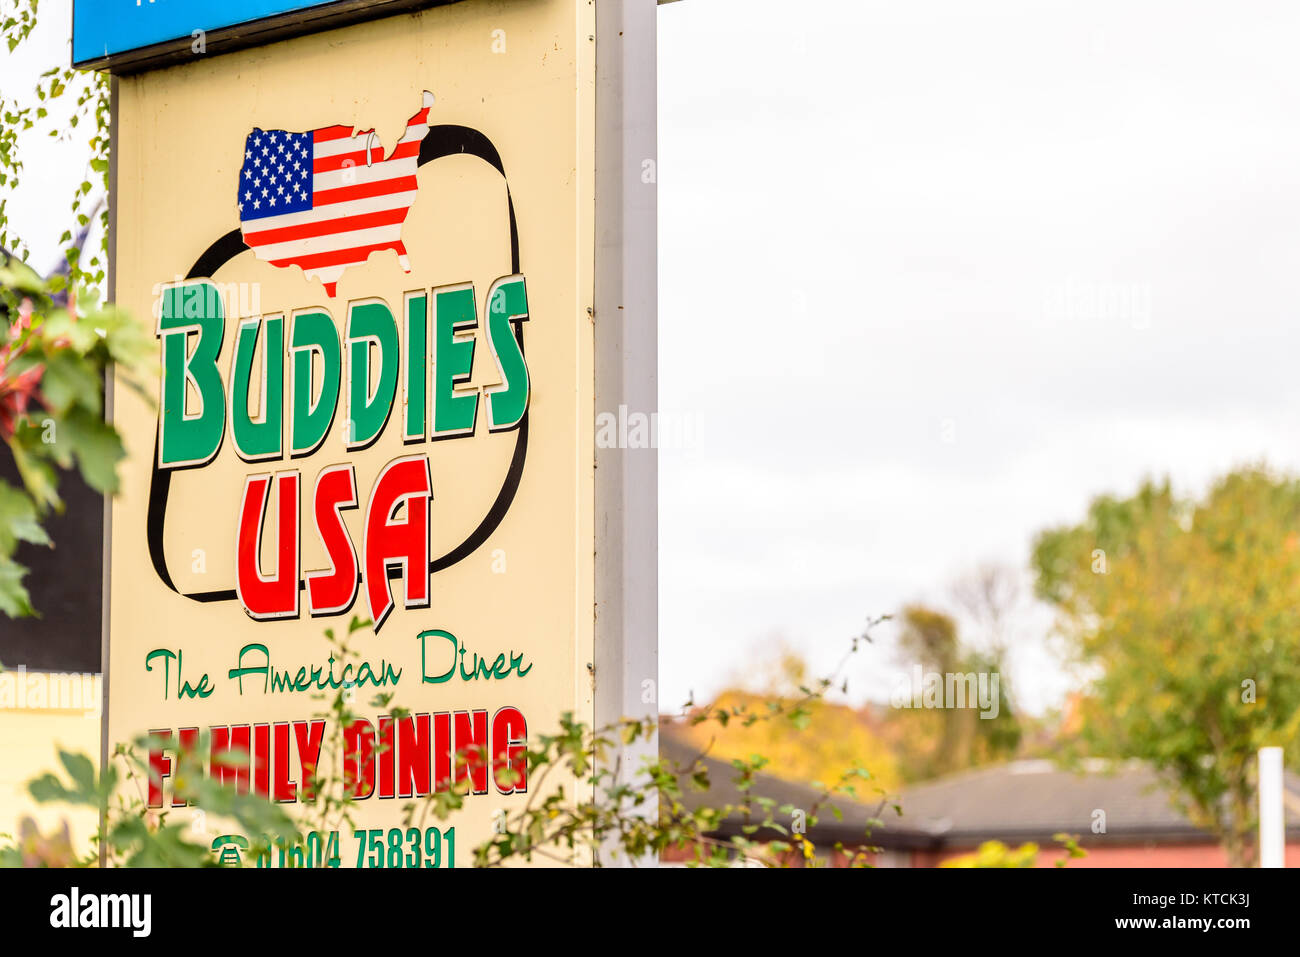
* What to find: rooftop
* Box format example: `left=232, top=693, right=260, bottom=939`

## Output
left=661, top=726, right=1300, bottom=850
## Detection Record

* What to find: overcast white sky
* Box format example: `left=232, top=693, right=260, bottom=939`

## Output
left=7, top=1, right=1300, bottom=715
left=656, top=0, right=1300, bottom=713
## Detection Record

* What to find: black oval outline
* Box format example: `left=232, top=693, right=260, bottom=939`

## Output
left=145, top=124, right=529, bottom=605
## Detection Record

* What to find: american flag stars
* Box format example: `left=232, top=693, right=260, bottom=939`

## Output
left=236, top=130, right=314, bottom=217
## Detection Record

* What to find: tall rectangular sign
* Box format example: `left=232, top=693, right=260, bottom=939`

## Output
left=100, top=0, right=636, bottom=867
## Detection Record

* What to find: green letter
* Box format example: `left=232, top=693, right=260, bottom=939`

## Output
left=290, top=310, right=341, bottom=456
left=483, top=275, right=531, bottom=431
left=231, top=314, right=284, bottom=461
left=157, top=280, right=225, bottom=468
left=418, top=629, right=458, bottom=684
left=432, top=284, right=478, bottom=437
left=404, top=292, right=428, bottom=441
left=345, top=299, right=399, bottom=449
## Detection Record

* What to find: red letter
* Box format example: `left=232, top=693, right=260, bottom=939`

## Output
left=378, top=715, right=396, bottom=800
left=294, top=720, right=326, bottom=801
left=363, top=455, right=430, bottom=630
left=434, top=712, right=451, bottom=792
left=343, top=718, right=375, bottom=799
left=306, top=464, right=359, bottom=615
left=398, top=713, right=431, bottom=799
left=236, top=471, right=300, bottom=620
left=492, top=707, right=528, bottom=794
left=273, top=722, right=297, bottom=803
left=211, top=725, right=251, bottom=794
left=454, top=709, right=489, bottom=795
left=148, top=730, right=172, bottom=808
left=253, top=723, right=271, bottom=798
left=172, top=727, right=201, bottom=807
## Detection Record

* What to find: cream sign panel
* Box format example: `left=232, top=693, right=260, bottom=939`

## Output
left=107, top=0, right=596, bottom=866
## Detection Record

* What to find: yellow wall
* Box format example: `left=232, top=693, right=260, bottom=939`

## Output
left=0, top=674, right=101, bottom=853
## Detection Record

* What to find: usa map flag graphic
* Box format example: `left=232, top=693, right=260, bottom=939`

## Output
left=237, top=91, right=435, bottom=297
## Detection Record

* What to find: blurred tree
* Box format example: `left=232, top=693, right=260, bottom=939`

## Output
left=897, top=605, right=963, bottom=776
left=0, top=249, right=149, bottom=617
left=893, top=604, right=1022, bottom=779
left=671, top=643, right=903, bottom=793
left=1, top=2, right=128, bottom=620
left=949, top=561, right=1023, bottom=661
left=1, top=0, right=112, bottom=285
left=898, top=605, right=961, bottom=674
left=940, top=833, right=1085, bottom=868
left=671, top=689, right=903, bottom=794
left=1032, top=467, right=1300, bottom=867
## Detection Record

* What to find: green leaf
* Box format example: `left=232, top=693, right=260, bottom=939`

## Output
left=39, top=351, right=103, bottom=416
left=0, top=481, right=49, bottom=552
left=58, top=749, right=97, bottom=797
left=58, top=408, right=125, bottom=494
left=0, top=557, right=34, bottom=618
left=27, top=772, right=71, bottom=804
left=7, top=439, right=59, bottom=510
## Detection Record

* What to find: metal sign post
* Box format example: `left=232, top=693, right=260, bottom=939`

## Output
left=1259, top=746, right=1284, bottom=868
left=594, top=0, right=658, bottom=866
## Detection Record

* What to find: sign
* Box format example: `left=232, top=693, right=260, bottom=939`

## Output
left=101, top=0, right=657, bottom=867
left=72, top=0, right=451, bottom=71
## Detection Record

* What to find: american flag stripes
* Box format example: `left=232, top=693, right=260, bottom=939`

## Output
left=236, top=91, right=435, bottom=297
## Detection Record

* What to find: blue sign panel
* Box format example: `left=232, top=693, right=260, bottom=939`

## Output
left=73, top=0, right=341, bottom=64
left=74, top=1, right=449, bottom=69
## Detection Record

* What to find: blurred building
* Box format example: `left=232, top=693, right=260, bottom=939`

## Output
left=662, top=730, right=1300, bottom=867
left=0, top=455, right=102, bottom=848
left=880, top=758, right=1300, bottom=867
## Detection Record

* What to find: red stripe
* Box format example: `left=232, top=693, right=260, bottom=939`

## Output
left=312, top=176, right=419, bottom=208
left=310, top=111, right=426, bottom=147
left=313, top=124, right=359, bottom=143
left=272, top=240, right=405, bottom=271
left=243, top=207, right=412, bottom=246
left=312, top=140, right=421, bottom=174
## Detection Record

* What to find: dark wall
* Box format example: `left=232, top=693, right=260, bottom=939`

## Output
left=0, top=453, right=103, bottom=673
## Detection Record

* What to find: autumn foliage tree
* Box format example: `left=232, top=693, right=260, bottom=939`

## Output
left=891, top=605, right=1021, bottom=779
left=1032, top=467, right=1300, bottom=866
left=0, top=255, right=149, bottom=616
left=1, top=0, right=126, bottom=617
left=668, top=645, right=904, bottom=793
